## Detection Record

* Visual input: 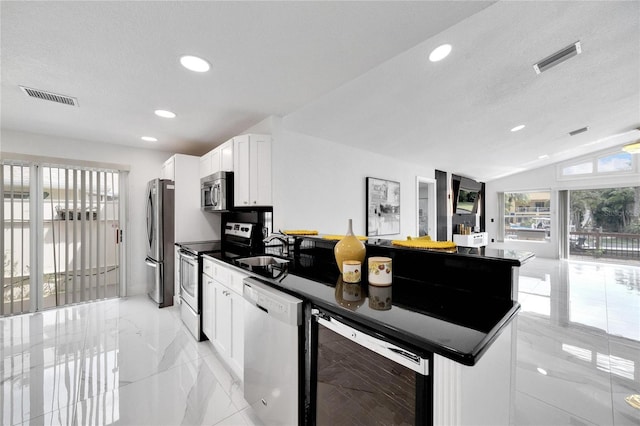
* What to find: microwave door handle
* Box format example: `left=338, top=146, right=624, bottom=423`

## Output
left=212, top=183, right=220, bottom=207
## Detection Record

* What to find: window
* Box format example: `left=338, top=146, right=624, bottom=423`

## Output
left=559, top=149, right=636, bottom=179
left=562, top=162, right=593, bottom=176
left=596, top=152, right=632, bottom=173
left=503, top=190, right=551, bottom=242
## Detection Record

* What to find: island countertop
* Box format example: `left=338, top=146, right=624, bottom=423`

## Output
left=208, top=239, right=529, bottom=366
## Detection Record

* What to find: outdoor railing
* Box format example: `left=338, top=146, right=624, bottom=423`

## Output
left=515, top=207, right=551, bottom=213
left=570, top=231, right=640, bottom=261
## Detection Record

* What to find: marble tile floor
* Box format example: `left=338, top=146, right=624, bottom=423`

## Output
left=1, top=257, right=638, bottom=425
left=515, top=258, right=640, bottom=426
left=1, top=296, right=260, bottom=426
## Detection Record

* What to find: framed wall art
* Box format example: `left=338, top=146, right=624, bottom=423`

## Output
left=366, top=177, right=400, bottom=236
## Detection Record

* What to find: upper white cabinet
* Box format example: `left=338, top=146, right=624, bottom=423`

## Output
left=160, top=156, right=176, bottom=180
left=233, top=134, right=272, bottom=207
left=219, top=140, right=234, bottom=172
left=162, top=154, right=217, bottom=242
left=199, top=139, right=234, bottom=178
left=199, top=151, right=214, bottom=178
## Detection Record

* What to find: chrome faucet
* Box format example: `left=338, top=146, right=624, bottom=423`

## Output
left=263, top=233, right=291, bottom=257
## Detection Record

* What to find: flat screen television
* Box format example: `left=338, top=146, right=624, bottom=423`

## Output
left=456, top=188, right=479, bottom=214
left=452, top=174, right=482, bottom=215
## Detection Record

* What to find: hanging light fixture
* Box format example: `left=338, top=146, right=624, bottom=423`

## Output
left=622, top=140, right=640, bottom=154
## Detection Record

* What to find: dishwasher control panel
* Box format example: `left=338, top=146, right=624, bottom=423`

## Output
left=257, top=293, right=287, bottom=315
left=243, top=278, right=302, bottom=326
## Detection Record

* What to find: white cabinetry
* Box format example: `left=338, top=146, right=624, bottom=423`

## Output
left=202, top=269, right=214, bottom=340
left=213, top=280, right=232, bottom=353
left=174, top=246, right=181, bottom=306
left=233, top=134, right=272, bottom=207
left=220, top=140, right=234, bottom=172
left=199, top=151, right=214, bottom=178
left=452, top=232, right=488, bottom=248
left=163, top=154, right=219, bottom=242
left=199, top=139, right=234, bottom=178
left=201, top=256, right=246, bottom=379
left=160, top=156, right=176, bottom=180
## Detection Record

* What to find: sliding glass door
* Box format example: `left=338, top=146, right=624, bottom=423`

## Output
left=41, top=166, right=121, bottom=309
left=1, top=162, right=32, bottom=315
left=1, top=160, right=123, bottom=316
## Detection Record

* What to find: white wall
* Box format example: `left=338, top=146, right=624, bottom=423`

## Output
left=266, top=117, right=437, bottom=238
left=1, top=129, right=174, bottom=296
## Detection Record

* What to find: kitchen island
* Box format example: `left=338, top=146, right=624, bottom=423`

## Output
left=210, top=236, right=533, bottom=425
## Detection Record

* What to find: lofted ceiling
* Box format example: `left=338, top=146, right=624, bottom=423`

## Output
left=1, top=1, right=639, bottom=182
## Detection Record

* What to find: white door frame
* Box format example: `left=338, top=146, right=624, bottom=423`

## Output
left=416, top=176, right=437, bottom=239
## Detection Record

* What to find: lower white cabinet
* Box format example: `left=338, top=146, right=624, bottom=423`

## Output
left=213, top=280, right=232, bottom=354
left=202, top=257, right=246, bottom=379
left=202, top=272, right=215, bottom=340
left=174, top=246, right=181, bottom=306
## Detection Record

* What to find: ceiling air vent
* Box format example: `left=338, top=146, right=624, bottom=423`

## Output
left=533, top=41, right=582, bottom=74
left=19, top=85, right=78, bottom=107
left=569, top=126, right=589, bottom=136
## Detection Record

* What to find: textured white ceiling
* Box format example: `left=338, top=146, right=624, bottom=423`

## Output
left=1, top=1, right=639, bottom=182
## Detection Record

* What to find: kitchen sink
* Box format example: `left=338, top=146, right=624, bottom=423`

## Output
left=236, top=255, right=290, bottom=267
left=234, top=255, right=290, bottom=281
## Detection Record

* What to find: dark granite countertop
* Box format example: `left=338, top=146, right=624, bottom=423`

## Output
left=366, top=236, right=534, bottom=266
left=208, top=242, right=525, bottom=366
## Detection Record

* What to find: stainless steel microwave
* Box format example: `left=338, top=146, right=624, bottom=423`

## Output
left=201, top=171, right=233, bottom=212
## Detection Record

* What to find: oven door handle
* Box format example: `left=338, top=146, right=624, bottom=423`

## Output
left=312, top=309, right=429, bottom=375
left=178, top=250, right=198, bottom=261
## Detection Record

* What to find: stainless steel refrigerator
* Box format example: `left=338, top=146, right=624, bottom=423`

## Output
left=145, top=178, right=175, bottom=307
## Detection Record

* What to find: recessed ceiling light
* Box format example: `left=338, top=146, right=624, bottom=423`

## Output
left=536, top=367, right=548, bottom=376
left=180, top=55, right=210, bottom=72
left=429, top=44, right=452, bottom=62
left=141, top=136, right=157, bottom=142
left=511, top=124, right=526, bottom=132
left=154, top=109, right=176, bottom=118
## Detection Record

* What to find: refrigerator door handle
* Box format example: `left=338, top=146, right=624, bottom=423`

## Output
left=146, top=190, right=154, bottom=249
left=145, top=258, right=158, bottom=268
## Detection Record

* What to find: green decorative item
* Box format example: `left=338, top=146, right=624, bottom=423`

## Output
left=334, top=219, right=366, bottom=273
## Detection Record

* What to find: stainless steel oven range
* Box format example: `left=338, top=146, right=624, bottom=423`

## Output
left=176, top=240, right=221, bottom=341
left=222, top=221, right=266, bottom=257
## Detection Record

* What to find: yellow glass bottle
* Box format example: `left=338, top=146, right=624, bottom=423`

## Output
left=334, top=219, right=366, bottom=273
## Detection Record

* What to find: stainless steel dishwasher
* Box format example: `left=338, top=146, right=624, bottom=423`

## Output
left=243, top=277, right=303, bottom=426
